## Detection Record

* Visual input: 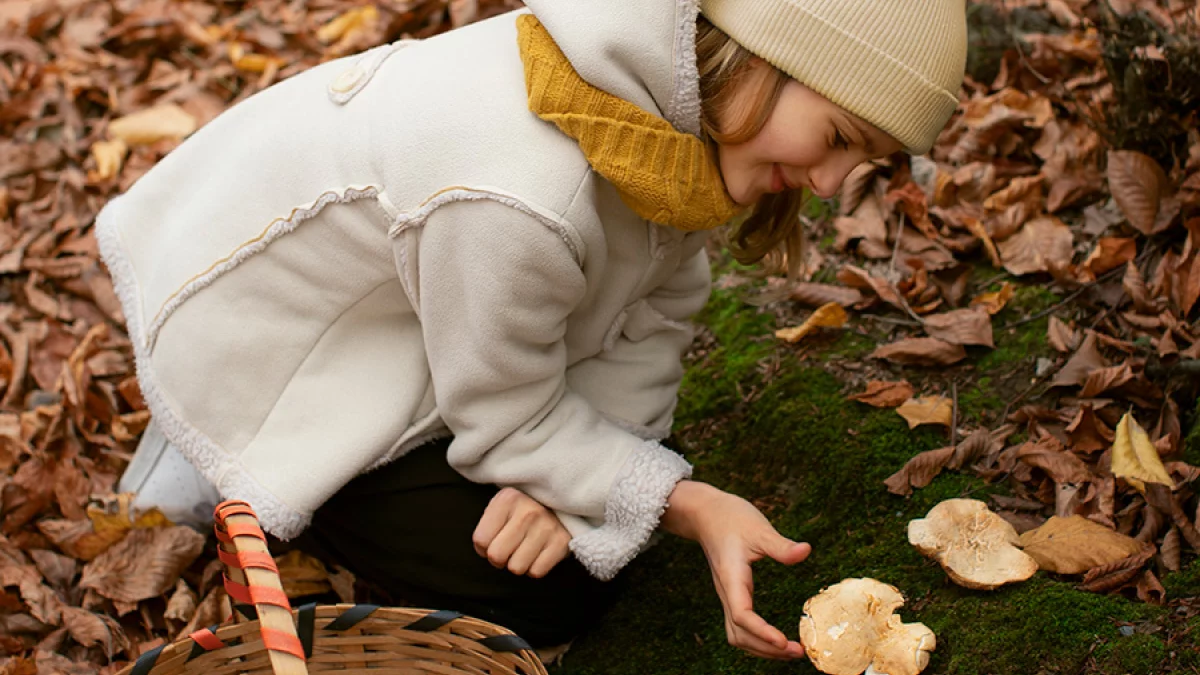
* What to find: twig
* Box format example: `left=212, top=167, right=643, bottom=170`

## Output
left=1013, top=34, right=1053, bottom=84
left=890, top=284, right=928, bottom=326
left=890, top=213, right=905, bottom=272
left=950, top=381, right=959, bottom=445
left=859, top=314, right=924, bottom=327
left=977, top=271, right=1011, bottom=291
left=998, top=265, right=1125, bottom=331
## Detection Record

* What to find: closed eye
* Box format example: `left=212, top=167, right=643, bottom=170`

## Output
left=831, top=129, right=851, bottom=150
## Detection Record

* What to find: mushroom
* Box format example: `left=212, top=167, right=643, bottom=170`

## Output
left=907, top=498, right=1038, bottom=590
left=798, top=578, right=935, bottom=675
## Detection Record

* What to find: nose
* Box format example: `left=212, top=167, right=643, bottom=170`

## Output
left=808, top=161, right=857, bottom=200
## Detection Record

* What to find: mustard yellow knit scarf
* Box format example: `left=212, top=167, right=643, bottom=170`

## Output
left=516, top=14, right=742, bottom=232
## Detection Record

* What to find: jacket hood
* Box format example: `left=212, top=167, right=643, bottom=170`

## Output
left=524, top=0, right=702, bottom=136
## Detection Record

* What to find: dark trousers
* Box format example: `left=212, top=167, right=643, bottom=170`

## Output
left=295, top=437, right=626, bottom=647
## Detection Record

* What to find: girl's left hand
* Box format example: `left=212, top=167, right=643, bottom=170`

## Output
left=661, top=480, right=812, bottom=660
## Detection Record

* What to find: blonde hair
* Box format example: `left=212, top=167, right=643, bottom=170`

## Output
left=696, top=16, right=808, bottom=277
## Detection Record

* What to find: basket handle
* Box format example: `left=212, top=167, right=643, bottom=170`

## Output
left=213, top=500, right=309, bottom=675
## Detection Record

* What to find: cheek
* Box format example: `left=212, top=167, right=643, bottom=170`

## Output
left=716, top=143, right=759, bottom=204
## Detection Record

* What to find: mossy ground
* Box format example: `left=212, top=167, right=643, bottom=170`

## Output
left=552, top=264, right=1200, bottom=675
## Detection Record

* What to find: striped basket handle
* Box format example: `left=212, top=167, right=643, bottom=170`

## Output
left=213, top=500, right=309, bottom=675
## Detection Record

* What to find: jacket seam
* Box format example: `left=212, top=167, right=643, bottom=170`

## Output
left=241, top=277, right=399, bottom=450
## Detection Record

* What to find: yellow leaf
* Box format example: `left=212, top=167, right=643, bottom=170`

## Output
left=228, top=44, right=285, bottom=73
left=108, top=104, right=197, bottom=146
left=87, top=493, right=171, bottom=537
left=1111, top=411, right=1174, bottom=492
left=1017, top=515, right=1145, bottom=574
left=316, top=6, right=379, bottom=44
left=88, top=138, right=127, bottom=181
left=896, top=396, right=953, bottom=429
left=775, top=302, right=847, bottom=343
left=969, top=282, right=1014, bottom=315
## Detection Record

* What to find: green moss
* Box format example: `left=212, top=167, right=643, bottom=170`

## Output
left=556, top=269, right=1181, bottom=675
left=978, top=314, right=1051, bottom=371
left=1093, top=633, right=1169, bottom=674
left=1184, top=398, right=1200, bottom=463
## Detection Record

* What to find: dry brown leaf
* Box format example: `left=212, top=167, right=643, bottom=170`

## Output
left=871, top=338, right=967, bottom=366
left=1065, top=404, right=1114, bottom=454
left=896, top=396, right=954, bottom=429
left=1018, top=515, right=1145, bottom=574
left=107, top=105, right=197, bottom=146
left=1047, top=316, right=1081, bottom=352
left=27, top=549, right=76, bottom=588
left=963, top=217, right=1002, bottom=267
left=970, top=282, right=1014, bottom=315
left=923, top=308, right=995, bottom=347
left=849, top=380, right=915, bottom=408
left=1078, top=237, right=1137, bottom=282
left=164, top=579, right=198, bottom=623
left=60, top=606, right=129, bottom=657
left=1107, top=150, right=1169, bottom=235
left=276, top=550, right=332, bottom=598
left=328, top=564, right=357, bottom=604
left=837, top=265, right=905, bottom=309
left=1135, top=570, right=1165, bottom=605
left=775, top=303, right=848, bottom=343
left=1051, top=332, right=1107, bottom=388
left=1161, top=526, right=1181, bottom=572
left=1077, top=544, right=1156, bottom=592
left=1111, top=411, right=1174, bottom=493
left=1015, top=438, right=1092, bottom=484
left=789, top=283, right=864, bottom=308
left=884, top=445, right=957, bottom=496
left=79, top=526, right=205, bottom=604
left=1079, top=362, right=1135, bottom=398
left=996, top=216, right=1075, bottom=276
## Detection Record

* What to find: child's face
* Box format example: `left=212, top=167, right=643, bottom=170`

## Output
left=716, top=67, right=903, bottom=206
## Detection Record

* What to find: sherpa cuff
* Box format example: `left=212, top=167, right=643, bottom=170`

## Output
left=569, top=440, right=692, bottom=580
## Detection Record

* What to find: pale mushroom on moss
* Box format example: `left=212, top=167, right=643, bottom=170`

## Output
left=798, top=578, right=935, bottom=675
left=908, top=498, right=1038, bottom=590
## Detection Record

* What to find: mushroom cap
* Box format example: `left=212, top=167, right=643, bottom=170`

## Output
left=908, top=498, right=1038, bottom=590
left=868, top=616, right=936, bottom=675
left=799, top=578, right=933, bottom=675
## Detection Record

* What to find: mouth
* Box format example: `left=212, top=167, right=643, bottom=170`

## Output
left=771, top=164, right=799, bottom=193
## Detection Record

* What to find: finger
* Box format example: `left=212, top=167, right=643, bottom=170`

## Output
left=729, top=626, right=798, bottom=661
left=472, top=490, right=517, bottom=557
left=721, top=561, right=789, bottom=650
left=485, top=517, right=528, bottom=568
left=528, top=533, right=570, bottom=578
left=506, top=523, right=551, bottom=575
left=765, top=537, right=812, bottom=566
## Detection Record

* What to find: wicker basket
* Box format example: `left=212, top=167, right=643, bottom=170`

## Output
left=119, top=500, right=548, bottom=675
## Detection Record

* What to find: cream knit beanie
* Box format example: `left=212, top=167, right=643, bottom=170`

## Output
left=699, top=0, right=967, bottom=155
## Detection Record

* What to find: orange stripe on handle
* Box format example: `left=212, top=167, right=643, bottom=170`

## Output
left=261, top=627, right=307, bottom=661
left=189, top=628, right=226, bottom=651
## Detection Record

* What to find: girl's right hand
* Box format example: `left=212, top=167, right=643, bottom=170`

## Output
left=473, top=487, right=572, bottom=578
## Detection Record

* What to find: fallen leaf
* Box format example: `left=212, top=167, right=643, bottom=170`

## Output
left=316, top=5, right=380, bottom=43
left=1107, top=150, right=1169, bottom=235
left=27, top=549, right=76, bottom=588
left=789, top=283, right=864, bottom=308
left=1078, top=237, right=1137, bottom=282
left=837, top=265, right=905, bottom=309
left=963, top=217, right=1002, bottom=267
left=849, top=380, right=915, bottom=408
left=1018, top=515, right=1146, bottom=574
left=1161, top=527, right=1181, bottom=572
left=276, top=550, right=332, bottom=598
left=107, top=105, right=197, bottom=146
left=775, top=302, right=847, bottom=343
left=896, top=396, right=954, bottom=429
left=79, top=526, right=205, bottom=604
left=164, top=579, right=198, bottom=623
left=997, top=216, right=1075, bottom=276
left=87, top=139, right=127, bottom=182
left=871, top=338, right=967, bottom=366
left=1015, top=438, right=1092, bottom=484
left=923, top=308, right=995, bottom=347
left=1051, top=332, right=1107, bottom=387
left=1111, top=412, right=1174, bottom=493
left=60, top=606, right=129, bottom=658
left=1079, top=362, right=1135, bottom=398
left=1047, top=316, right=1081, bottom=352
left=1066, top=404, right=1115, bottom=453
left=1077, top=544, right=1156, bottom=592
left=884, top=445, right=957, bottom=496
left=970, top=282, right=1014, bottom=315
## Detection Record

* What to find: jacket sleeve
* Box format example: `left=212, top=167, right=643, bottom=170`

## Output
left=565, top=242, right=711, bottom=440
left=411, top=197, right=692, bottom=581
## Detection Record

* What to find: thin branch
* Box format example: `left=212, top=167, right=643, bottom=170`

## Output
left=998, top=265, right=1125, bottom=331
left=890, top=213, right=906, bottom=272
left=860, top=314, right=924, bottom=327
left=951, top=381, right=959, bottom=445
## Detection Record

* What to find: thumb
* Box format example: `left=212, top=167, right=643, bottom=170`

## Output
left=766, top=536, right=812, bottom=565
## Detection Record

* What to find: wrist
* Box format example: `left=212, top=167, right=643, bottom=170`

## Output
left=660, top=479, right=721, bottom=541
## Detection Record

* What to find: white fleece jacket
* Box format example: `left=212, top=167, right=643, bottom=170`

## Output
left=95, top=0, right=712, bottom=581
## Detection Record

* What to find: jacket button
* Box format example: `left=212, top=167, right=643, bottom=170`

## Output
left=331, top=66, right=365, bottom=93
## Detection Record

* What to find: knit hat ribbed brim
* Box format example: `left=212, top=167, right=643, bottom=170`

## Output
left=700, top=0, right=967, bottom=155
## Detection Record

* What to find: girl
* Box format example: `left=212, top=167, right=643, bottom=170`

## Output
left=100, top=0, right=966, bottom=662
